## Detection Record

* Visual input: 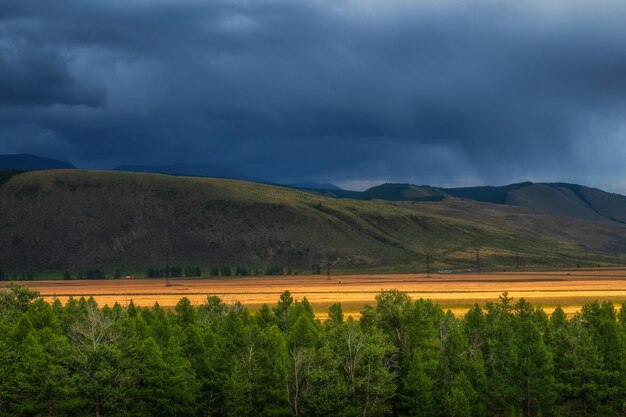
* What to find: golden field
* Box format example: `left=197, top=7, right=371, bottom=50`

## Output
left=5, top=268, right=626, bottom=318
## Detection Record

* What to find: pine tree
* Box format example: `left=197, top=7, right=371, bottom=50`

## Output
left=442, top=373, right=474, bottom=417
left=514, top=319, right=554, bottom=417
left=131, top=337, right=169, bottom=416
left=256, top=304, right=275, bottom=328
left=556, top=318, right=611, bottom=416
left=162, top=336, right=199, bottom=416
left=328, top=303, right=344, bottom=325
left=175, top=296, right=197, bottom=326
left=482, top=295, right=519, bottom=414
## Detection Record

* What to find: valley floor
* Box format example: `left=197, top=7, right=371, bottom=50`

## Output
left=6, top=268, right=626, bottom=318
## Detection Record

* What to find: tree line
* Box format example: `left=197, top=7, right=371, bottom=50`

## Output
left=205, top=265, right=294, bottom=277
left=0, top=271, right=33, bottom=281
left=1, top=284, right=626, bottom=417
left=0, top=265, right=297, bottom=281
left=146, top=266, right=203, bottom=278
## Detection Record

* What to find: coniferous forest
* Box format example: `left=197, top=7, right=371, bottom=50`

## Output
left=1, top=284, right=626, bottom=417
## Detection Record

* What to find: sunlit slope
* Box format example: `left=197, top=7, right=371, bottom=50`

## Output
left=1, top=170, right=625, bottom=271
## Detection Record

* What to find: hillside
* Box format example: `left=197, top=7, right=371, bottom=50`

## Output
left=1, top=170, right=625, bottom=273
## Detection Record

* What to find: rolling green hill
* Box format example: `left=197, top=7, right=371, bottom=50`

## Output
left=1, top=170, right=625, bottom=274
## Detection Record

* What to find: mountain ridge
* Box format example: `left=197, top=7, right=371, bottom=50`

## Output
left=308, top=181, right=626, bottom=225
left=0, top=154, right=75, bottom=171
left=114, top=163, right=258, bottom=182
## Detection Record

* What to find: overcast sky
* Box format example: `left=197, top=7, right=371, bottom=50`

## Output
left=1, top=0, right=626, bottom=191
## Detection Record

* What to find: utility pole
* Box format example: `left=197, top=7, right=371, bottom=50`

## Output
left=165, top=247, right=171, bottom=287
left=326, top=257, right=331, bottom=280
left=426, top=252, right=431, bottom=278
left=163, top=203, right=173, bottom=288
left=475, top=248, right=481, bottom=273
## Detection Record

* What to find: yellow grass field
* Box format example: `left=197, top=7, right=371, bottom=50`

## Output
left=5, top=268, right=626, bottom=318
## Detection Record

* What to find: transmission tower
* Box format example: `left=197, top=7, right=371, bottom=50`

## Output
left=165, top=247, right=171, bottom=287
left=475, top=248, right=481, bottom=273
left=163, top=205, right=173, bottom=288
left=326, top=257, right=331, bottom=280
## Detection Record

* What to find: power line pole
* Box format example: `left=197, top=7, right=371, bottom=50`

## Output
left=475, top=248, right=481, bottom=273
left=165, top=247, right=171, bottom=287
left=426, top=252, right=431, bottom=278
left=163, top=203, right=172, bottom=288
left=326, top=257, right=331, bottom=280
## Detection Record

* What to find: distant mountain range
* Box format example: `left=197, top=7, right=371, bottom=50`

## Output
left=0, top=153, right=346, bottom=190
left=0, top=154, right=75, bottom=171
left=304, top=182, right=626, bottom=225
left=2, top=153, right=626, bottom=227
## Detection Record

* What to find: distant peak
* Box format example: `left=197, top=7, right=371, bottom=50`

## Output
left=0, top=154, right=76, bottom=171
left=289, top=182, right=343, bottom=191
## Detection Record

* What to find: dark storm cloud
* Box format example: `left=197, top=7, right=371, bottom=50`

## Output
left=1, top=0, right=626, bottom=190
left=0, top=42, right=106, bottom=107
